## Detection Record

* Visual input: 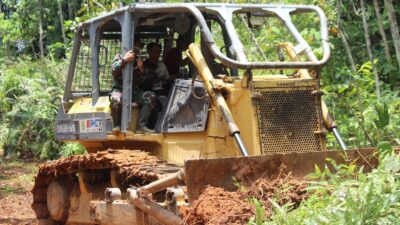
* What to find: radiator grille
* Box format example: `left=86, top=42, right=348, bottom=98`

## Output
left=255, top=88, right=323, bottom=154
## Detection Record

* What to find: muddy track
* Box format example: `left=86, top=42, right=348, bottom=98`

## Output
left=31, top=149, right=180, bottom=224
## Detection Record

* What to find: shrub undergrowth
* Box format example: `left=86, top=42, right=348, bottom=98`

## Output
left=263, top=150, right=400, bottom=225
left=0, top=56, right=86, bottom=159
left=323, top=61, right=400, bottom=149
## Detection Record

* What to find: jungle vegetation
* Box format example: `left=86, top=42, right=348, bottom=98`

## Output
left=0, top=0, right=399, bottom=224
left=1, top=0, right=397, bottom=158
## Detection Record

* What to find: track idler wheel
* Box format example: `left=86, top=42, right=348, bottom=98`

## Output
left=47, top=180, right=71, bottom=222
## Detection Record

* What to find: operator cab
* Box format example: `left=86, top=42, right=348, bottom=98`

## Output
left=57, top=4, right=329, bottom=144
left=63, top=10, right=234, bottom=135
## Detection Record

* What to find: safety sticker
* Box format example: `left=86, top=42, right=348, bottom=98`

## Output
left=56, top=123, right=76, bottom=133
left=80, top=118, right=103, bottom=133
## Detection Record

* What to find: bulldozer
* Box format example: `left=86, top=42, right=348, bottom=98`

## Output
left=32, top=3, right=377, bottom=225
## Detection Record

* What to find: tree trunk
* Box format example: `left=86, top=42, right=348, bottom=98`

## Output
left=384, top=0, right=400, bottom=75
left=373, top=0, right=391, bottom=63
left=68, top=0, right=73, bottom=20
left=38, top=0, right=44, bottom=59
left=86, top=0, right=90, bottom=15
left=337, top=1, right=358, bottom=103
left=360, top=0, right=381, bottom=101
left=338, top=30, right=356, bottom=72
left=58, top=0, right=67, bottom=46
left=337, top=0, right=373, bottom=145
left=239, top=14, right=267, bottom=60
left=92, top=0, right=106, bottom=10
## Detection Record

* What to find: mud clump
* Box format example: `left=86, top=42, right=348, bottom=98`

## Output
left=37, top=149, right=171, bottom=181
left=181, top=175, right=309, bottom=224
left=245, top=175, right=309, bottom=217
left=180, top=186, right=254, bottom=225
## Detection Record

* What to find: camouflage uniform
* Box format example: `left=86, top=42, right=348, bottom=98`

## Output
left=110, top=54, right=156, bottom=127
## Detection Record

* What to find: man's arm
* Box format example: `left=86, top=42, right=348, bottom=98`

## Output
left=158, top=62, right=170, bottom=80
left=111, top=51, right=136, bottom=77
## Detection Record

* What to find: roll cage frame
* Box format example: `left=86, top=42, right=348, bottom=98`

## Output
left=64, top=3, right=330, bottom=132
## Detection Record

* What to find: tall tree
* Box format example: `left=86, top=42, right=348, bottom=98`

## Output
left=57, top=0, right=67, bottom=46
left=373, top=0, right=391, bottom=63
left=86, top=0, right=90, bottom=15
left=239, top=14, right=267, bottom=61
left=68, top=0, right=73, bottom=20
left=336, top=0, right=373, bottom=144
left=384, top=0, right=400, bottom=74
left=38, top=0, right=44, bottom=58
left=360, top=0, right=381, bottom=101
left=336, top=1, right=356, bottom=72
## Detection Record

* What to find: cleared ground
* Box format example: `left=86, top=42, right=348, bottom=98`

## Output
left=0, top=152, right=37, bottom=225
left=0, top=150, right=310, bottom=225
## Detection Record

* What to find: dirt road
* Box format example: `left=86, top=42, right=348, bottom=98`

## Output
left=0, top=157, right=37, bottom=225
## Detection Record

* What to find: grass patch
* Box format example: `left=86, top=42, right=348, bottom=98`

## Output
left=0, top=158, right=37, bottom=179
left=0, top=156, right=38, bottom=197
left=0, top=184, right=25, bottom=195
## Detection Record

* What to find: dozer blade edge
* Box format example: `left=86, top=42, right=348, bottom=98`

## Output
left=184, top=148, right=378, bottom=203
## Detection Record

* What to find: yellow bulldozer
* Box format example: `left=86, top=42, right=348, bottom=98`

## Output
left=32, top=3, right=376, bottom=224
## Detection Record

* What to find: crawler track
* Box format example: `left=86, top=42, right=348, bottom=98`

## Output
left=31, top=149, right=180, bottom=224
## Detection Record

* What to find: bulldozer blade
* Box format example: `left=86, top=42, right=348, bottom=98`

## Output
left=184, top=148, right=378, bottom=203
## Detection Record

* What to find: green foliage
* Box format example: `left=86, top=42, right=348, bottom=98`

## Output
left=59, top=142, right=88, bottom=157
left=0, top=55, right=89, bottom=159
left=1, top=0, right=56, bottom=49
left=0, top=57, right=66, bottom=159
left=248, top=198, right=267, bottom=225
left=377, top=141, right=394, bottom=156
left=48, top=42, right=66, bottom=59
left=266, top=151, right=400, bottom=225
left=0, top=0, right=125, bottom=58
left=317, top=0, right=400, bottom=148
left=323, top=60, right=400, bottom=148
left=0, top=0, right=397, bottom=157
left=0, top=184, right=24, bottom=195
left=0, top=157, right=38, bottom=197
left=374, top=102, right=390, bottom=129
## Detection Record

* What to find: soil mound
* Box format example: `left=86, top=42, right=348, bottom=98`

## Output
left=181, top=175, right=309, bottom=224
left=180, top=186, right=254, bottom=225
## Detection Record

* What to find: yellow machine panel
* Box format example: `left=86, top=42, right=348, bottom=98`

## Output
left=68, top=96, right=111, bottom=114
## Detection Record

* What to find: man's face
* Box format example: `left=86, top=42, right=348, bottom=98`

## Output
left=148, top=46, right=161, bottom=61
left=134, top=42, right=142, bottom=55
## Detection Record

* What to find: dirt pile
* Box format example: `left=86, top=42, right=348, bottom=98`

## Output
left=245, top=175, right=309, bottom=217
left=181, top=175, right=309, bottom=224
left=180, top=186, right=254, bottom=225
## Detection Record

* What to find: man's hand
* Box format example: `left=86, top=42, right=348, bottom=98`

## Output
left=136, top=59, right=144, bottom=73
left=123, top=50, right=135, bottom=63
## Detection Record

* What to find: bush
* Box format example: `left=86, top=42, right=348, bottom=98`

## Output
left=59, top=142, right=88, bottom=157
left=0, top=56, right=68, bottom=159
left=266, top=151, right=400, bottom=225
left=323, top=61, right=400, bottom=149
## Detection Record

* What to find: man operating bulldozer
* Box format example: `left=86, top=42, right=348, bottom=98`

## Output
left=110, top=41, right=170, bottom=134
